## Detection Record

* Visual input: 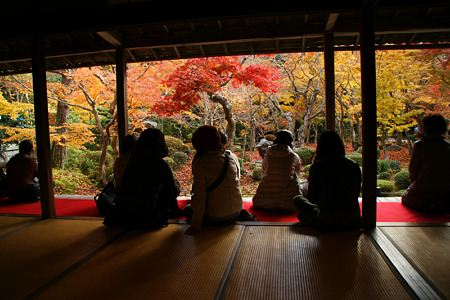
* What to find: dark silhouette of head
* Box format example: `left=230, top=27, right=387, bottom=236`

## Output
left=192, top=125, right=221, bottom=153
left=19, top=140, right=34, bottom=155
left=135, top=128, right=169, bottom=158
left=315, top=131, right=345, bottom=162
left=274, top=130, right=294, bottom=149
left=423, top=114, right=448, bottom=136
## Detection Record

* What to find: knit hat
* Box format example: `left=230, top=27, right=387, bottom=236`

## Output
left=192, top=125, right=221, bottom=152
left=274, top=130, right=294, bottom=148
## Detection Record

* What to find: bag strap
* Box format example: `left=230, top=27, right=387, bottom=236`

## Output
left=206, top=153, right=229, bottom=194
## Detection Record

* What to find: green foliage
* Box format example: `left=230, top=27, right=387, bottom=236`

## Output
left=239, top=151, right=251, bottom=162
left=64, top=147, right=95, bottom=174
left=296, top=147, right=315, bottom=165
left=171, top=152, right=189, bottom=170
left=378, top=172, right=391, bottom=180
left=302, top=164, right=311, bottom=179
left=165, top=136, right=190, bottom=154
left=164, top=157, right=176, bottom=170
left=356, top=147, right=381, bottom=159
left=252, top=167, right=262, bottom=181
left=53, top=168, right=93, bottom=195
left=346, top=153, right=362, bottom=166
left=64, top=148, right=113, bottom=181
left=377, top=179, right=395, bottom=193
left=389, top=160, right=401, bottom=172
left=393, top=169, right=410, bottom=190
left=378, top=159, right=390, bottom=173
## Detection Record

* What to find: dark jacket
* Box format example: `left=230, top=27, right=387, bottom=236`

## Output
left=308, top=157, right=361, bottom=213
left=115, top=148, right=179, bottom=228
left=6, top=153, right=39, bottom=197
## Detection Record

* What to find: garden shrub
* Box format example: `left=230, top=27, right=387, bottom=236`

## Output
left=252, top=167, right=262, bottom=181
left=165, top=136, right=190, bottom=154
left=389, top=160, right=401, bottom=172
left=296, top=147, right=315, bottom=165
left=394, top=169, right=410, bottom=190
left=378, top=159, right=390, bottom=173
left=171, top=151, right=189, bottom=170
left=346, top=153, right=362, bottom=166
left=378, top=172, right=391, bottom=180
left=65, top=148, right=97, bottom=177
left=302, top=164, right=311, bottom=179
left=302, top=164, right=311, bottom=173
left=377, top=179, right=395, bottom=193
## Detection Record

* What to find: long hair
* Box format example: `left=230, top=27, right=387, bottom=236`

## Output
left=315, top=131, right=345, bottom=162
left=135, top=128, right=169, bottom=158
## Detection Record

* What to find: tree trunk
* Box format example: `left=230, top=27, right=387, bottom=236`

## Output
left=249, top=117, right=256, bottom=150
left=381, top=125, right=389, bottom=161
left=209, top=93, right=235, bottom=150
left=51, top=73, right=71, bottom=168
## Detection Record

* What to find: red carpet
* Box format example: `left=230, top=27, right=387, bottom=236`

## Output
left=0, top=197, right=449, bottom=223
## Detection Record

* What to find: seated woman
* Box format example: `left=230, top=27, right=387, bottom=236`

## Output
left=184, top=125, right=256, bottom=235
left=105, top=128, right=182, bottom=229
left=6, top=140, right=40, bottom=203
left=252, top=130, right=302, bottom=212
left=402, top=114, right=450, bottom=211
left=294, top=131, right=362, bottom=231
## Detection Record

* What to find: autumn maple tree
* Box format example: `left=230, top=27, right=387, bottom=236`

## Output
left=152, top=56, right=281, bottom=148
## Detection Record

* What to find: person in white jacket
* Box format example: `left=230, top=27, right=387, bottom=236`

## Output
left=252, top=130, right=302, bottom=211
left=184, top=125, right=256, bottom=235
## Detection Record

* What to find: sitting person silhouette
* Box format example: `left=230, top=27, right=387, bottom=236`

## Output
left=113, top=134, right=137, bottom=189
left=252, top=130, right=302, bottom=212
left=6, top=140, right=40, bottom=203
left=402, top=114, right=450, bottom=211
left=184, top=125, right=256, bottom=235
left=105, top=128, right=182, bottom=229
left=294, top=131, right=362, bottom=231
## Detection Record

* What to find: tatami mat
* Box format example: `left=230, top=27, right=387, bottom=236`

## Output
left=380, top=226, right=450, bottom=299
left=0, top=218, right=123, bottom=300
left=224, top=226, right=412, bottom=300
left=35, top=224, right=244, bottom=300
left=1, top=216, right=447, bottom=300
left=0, top=216, right=40, bottom=237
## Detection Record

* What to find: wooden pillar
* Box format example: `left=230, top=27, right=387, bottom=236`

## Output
left=116, top=47, right=128, bottom=146
left=360, top=1, right=377, bottom=229
left=31, top=35, right=55, bottom=218
left=324, top=33, right=335, bottom=131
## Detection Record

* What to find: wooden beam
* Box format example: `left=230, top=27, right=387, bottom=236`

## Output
left=97, top=31, right=123, bottom=47
left=360, top=1, right=377, bottom=229
left=31, top=34, right=55, bottom=218
left=324, top=33, right=335, bottom=131
left=116, top=47, right=128, bottom=148
left=325, top=13, right=339, bottom=31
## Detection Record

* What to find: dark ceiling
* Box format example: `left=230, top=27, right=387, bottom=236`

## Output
left=1, top=0, right=449, bottom=75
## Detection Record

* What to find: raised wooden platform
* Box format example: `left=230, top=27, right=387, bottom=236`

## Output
left=0, top=216, right=448, bottom=300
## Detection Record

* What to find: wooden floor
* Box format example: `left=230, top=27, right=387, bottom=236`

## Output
left=0, top=216, right=448, bottom=300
